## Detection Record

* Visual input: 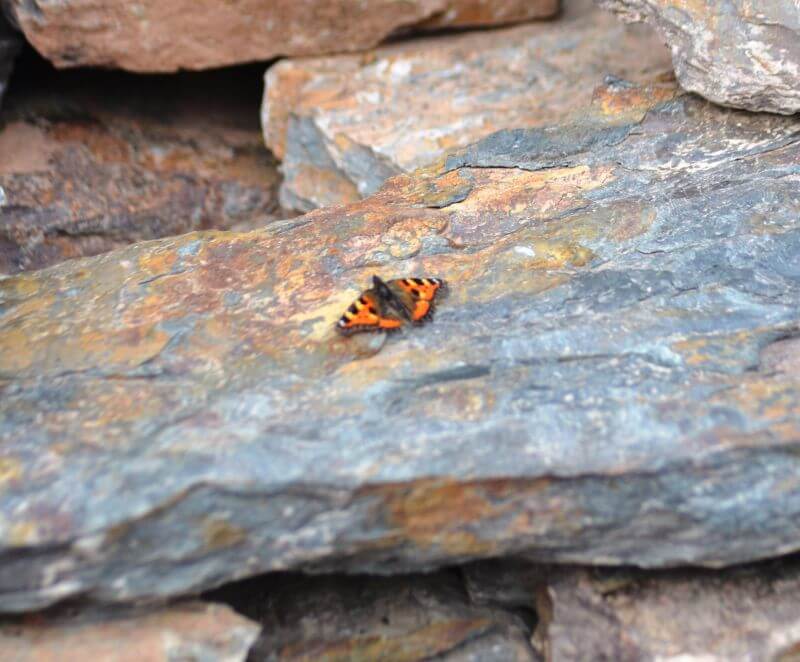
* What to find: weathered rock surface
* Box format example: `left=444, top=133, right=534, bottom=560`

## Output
left=212, top=571, right=537, bottom=661
left=0, top=14, right=20, bottom=110
left=538, top=559, right=800, bottom=660
left=263, top=0, right=672, bottom=211
left=597, top=0, right=800, bottom=115
left=2, top=82, right=800, bottom=611
left=1, top=0, right=558, bottom=73
left=0, top=66, right=282, bottom=274
left=0, top=602, right=260, bottom=661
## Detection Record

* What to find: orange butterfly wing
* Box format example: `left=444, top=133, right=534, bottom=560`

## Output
left=336, top=290, right=403, bottom=336
left=387, top=278, right=445, bottom=323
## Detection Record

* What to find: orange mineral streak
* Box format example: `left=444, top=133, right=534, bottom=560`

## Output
left=363, top=478, right=552, bottom=556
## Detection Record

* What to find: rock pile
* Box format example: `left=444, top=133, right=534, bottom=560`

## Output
left=1, top=0, right=799, bottom=659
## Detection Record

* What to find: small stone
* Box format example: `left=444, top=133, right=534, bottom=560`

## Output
left=538, top=561, right=800, bottom=660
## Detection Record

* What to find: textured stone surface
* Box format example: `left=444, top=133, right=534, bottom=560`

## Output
left=2, top=82, right=800, bottom=611
left=0, top=66, right=282, bottom=274
left=0, top=602, right=260, bottom=661
left=263, top=0, right=672, bottom=211
left=1, top=0, right=558, bottom=73
left=538, top=559, right=800, bottom=660
left=597, top=0, right=800, bottom=115
left=0, top=14, right=20, bottom=110
left=212, top=571, right=537, bottom=661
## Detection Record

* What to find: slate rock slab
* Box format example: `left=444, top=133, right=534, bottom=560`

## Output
left=0, top=602, right=260, bottom=661
left=597, top=0, right=800, bottom=115
left=263, top=0, right=672, bottom=211
left=1, top=0, right=558, bottom=73
left=0, top=67, right=283, bottom=274
left=1, top=82, right=800, bottom=612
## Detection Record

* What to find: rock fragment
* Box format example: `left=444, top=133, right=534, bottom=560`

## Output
left=1, top=0, right=558, bottom=72
left=263, top=0, right=672, bottom=210
left=0, top=67, right=283, bottom=273
left=538, top=561, right=800, bottom=660
left=597, top=0, right=800, bottom=114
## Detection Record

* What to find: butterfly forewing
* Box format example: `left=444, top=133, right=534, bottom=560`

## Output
left=336, top=289, right=403, bottom=336
left=386, top=277, right=445, bottom=324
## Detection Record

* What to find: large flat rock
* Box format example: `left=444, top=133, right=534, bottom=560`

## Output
left=2, top=82, right=800, bottom=612
left=1, top=0, right=558, bottom=73
left=597, top=0, right=800, bottom=115
left=0, top=67, right=283, bottom=274
left=263, top=0, right=672, bottom=211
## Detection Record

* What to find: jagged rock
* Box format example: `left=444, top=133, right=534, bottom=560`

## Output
left=212, top=571, right=538, bottom=661
left=2, top=82, right=800, bottom=611
left=0, top=67, right=282, bottom=274
left=263, top=0, right=672, bottom=211
left=597, top=0, right=800, bottom=115
left=0, top=13, right=20, bottom=110
left=0, top=602, right=260, bottom=661
left=1, top=0, right=558, bottom=73
left=537, top=559, right=800, bottom=660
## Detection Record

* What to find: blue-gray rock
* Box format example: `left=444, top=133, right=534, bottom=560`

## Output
left=1, top=82, right=800, bottom=612
left=597, top=0, right=800, bottom=114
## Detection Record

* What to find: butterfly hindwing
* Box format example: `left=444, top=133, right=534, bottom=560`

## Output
left=386, top=277, right=446, bottom=324
left=336, top=289, right=403, bottom=336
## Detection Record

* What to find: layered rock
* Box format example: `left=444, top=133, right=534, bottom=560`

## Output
left=1, top=0, right=558, bottom=72
left=0, top=602, right=259, bottom=661
left=263, top=0, right=672, bottom=211
left=0, top=67, right=282, bottom=274
left=212, top=571, right=538, bottom=661
left=2, top=81, right=800, bottom=611
left=597, top=0, right=800, bottom=115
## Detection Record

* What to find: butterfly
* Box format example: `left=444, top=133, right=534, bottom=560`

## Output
left=336, top=275, right=446, bottom=336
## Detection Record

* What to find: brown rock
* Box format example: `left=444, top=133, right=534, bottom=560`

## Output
left=212, top=571, right=538, bottom=661
left=537, top=561, right=800, bottom=661
left=0, top=602, right=260, bottom=661
left=597, top=0, right=800, bottom=114
left=2, top=0, right=558, bottom=73
left=262, top=0, right=672, bottom=211
left=0, top=66, right=283, bottom=274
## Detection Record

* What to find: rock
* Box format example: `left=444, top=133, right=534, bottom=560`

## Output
left=1, top=0, right=558, bottom=73
left=537, top=559, right=800, bottom=660
left=213, top=571, right=538, bottom=661
left=2, top=82, right=800, bottom=611
left=0, top=13, right=20, bottom=110
left=0, top=602, right=260, bottom=661
left=263, top=0, right=672, bottom=211
left=596, top=0, right=800, bottom=115
left=0, top=66, right=283, bottom=274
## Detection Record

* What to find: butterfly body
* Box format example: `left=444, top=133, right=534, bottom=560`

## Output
left=336, top=276, right=445, bottom=336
